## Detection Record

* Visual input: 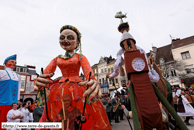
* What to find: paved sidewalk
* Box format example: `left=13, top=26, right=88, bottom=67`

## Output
left=111, top=116, right=133, bottom=130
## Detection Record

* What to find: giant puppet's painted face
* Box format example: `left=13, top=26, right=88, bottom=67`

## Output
left=6, top=60, right=16, bottom=69
left=62, top=95, right=72, bottom=108
left=59, top=29, right=78, bottom=53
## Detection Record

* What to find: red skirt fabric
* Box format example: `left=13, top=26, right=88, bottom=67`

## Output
left=38, top=81, right=112, bottom=130
left=0, top=105, right=12, bottom=130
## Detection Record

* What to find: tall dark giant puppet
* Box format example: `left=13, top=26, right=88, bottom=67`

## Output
left=107, top=12, right=163, bottom=130
left=107, top=12, right=189, bottom=130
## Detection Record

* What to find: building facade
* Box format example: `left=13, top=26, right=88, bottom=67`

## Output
left=91, top=55, right=128, bottom=95
left=14, top=65, right=38, bottom=103
left=149, top=35, right=194, bottom=88
left=171, top=36, right=194, bottom=87
left=91, top=64, right=98, bottom=81
left=0, top=64, right=38, bottom=104
left=149, top=44, right=182, bottom=88
left=107, top=60, right=119, bottom=91
left=97, top=56, right=115, bottom=94
left=97, top=56, right=108, bottom=85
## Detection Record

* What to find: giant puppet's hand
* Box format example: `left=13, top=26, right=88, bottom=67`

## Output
left=78, top=79, right=102, bottom=100
left=106, top=73, right=111, bottom=78
left=148, top=54, right=155, bottom=67
left=34, top=73, right=54, bottom=91
left=106, top=64, right=125, bottom=79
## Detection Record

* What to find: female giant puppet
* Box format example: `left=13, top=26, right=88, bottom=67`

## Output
left=34, top=25, right=112, bottom=130
left=0, top=54, right=21, bottom=130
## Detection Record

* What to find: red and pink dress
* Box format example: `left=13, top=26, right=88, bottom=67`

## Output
left=38, top=54, right=112, bottom=130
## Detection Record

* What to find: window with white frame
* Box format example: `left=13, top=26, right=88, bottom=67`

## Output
left=181, top=51, right=191, bottom=60
left=20, top=75, right=26, bottom=92
left=115, top=78, right=118, bottom=83
left=108, top=68, right=110, bottom=73
left=16, top=67, right=20, bottom=72
left=185, top=68, right=194, bottom=74
left=109, top=79, right=112, bottom=84
left=185, top=65, right=194, bottom=74
left=23, top=68, right=27, bottom=73
left=171, top=69, right=177, bottom=77
left=111, top=68, right=113, bottom=73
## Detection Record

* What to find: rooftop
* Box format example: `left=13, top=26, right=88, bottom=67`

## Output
left=155, top=44, right=174, bottom=64
left=172, top=35, right=194, bottom=49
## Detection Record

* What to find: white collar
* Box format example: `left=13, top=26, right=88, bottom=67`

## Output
left=6, top=67, right=13, bottom=71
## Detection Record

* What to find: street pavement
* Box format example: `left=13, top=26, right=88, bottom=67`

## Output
left=111, top=116, right=194, bottom=130
left=111, top=116, right=133, bottom=130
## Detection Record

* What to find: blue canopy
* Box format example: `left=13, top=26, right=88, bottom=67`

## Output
left=101, top=83, right=109, bottom=88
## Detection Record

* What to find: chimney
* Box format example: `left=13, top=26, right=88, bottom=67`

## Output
left=172, top=38, right=180, bottom=43
left=26, top=65, right=36, bottom=69
left=152, top=46, right=157, bottom=52
left=0, top=65, right=4, bottom=70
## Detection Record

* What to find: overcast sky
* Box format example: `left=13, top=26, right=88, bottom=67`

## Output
left=0, top=0, right=194, bottom=79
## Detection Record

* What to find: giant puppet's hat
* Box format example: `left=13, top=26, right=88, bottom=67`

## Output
left=115, top=11, right=136, bottom=45
left=120, top=30, right=136, bottom=44
left=3, top=54, right=17, bottom=64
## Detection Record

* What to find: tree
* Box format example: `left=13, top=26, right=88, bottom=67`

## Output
left=160, top=60, right=193, bottom=84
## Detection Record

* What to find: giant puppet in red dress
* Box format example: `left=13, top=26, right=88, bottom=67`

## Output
left=34, top=25, right=112, bottom=130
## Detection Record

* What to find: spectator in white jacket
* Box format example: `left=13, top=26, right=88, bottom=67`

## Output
left=7, top=103, right=23, bottom=130
left=20, top=102, right=30, bottom=123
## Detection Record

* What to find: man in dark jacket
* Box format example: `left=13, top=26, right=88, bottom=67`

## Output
left=103, top=96, right=112, bottom=125
left=124, top=95, right=131, bottom=111
left=33, top=104, right=44, bottom=122
left=112, top=95, right=119, bottom=123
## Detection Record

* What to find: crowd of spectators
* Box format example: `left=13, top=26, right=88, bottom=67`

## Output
left=100, top=90, right=131, bottom=126
left=6, top=100, right=44, bottom=129
left=6, top=86, right=194, bottom=129
left=173, top=86, right=194, bottom=125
